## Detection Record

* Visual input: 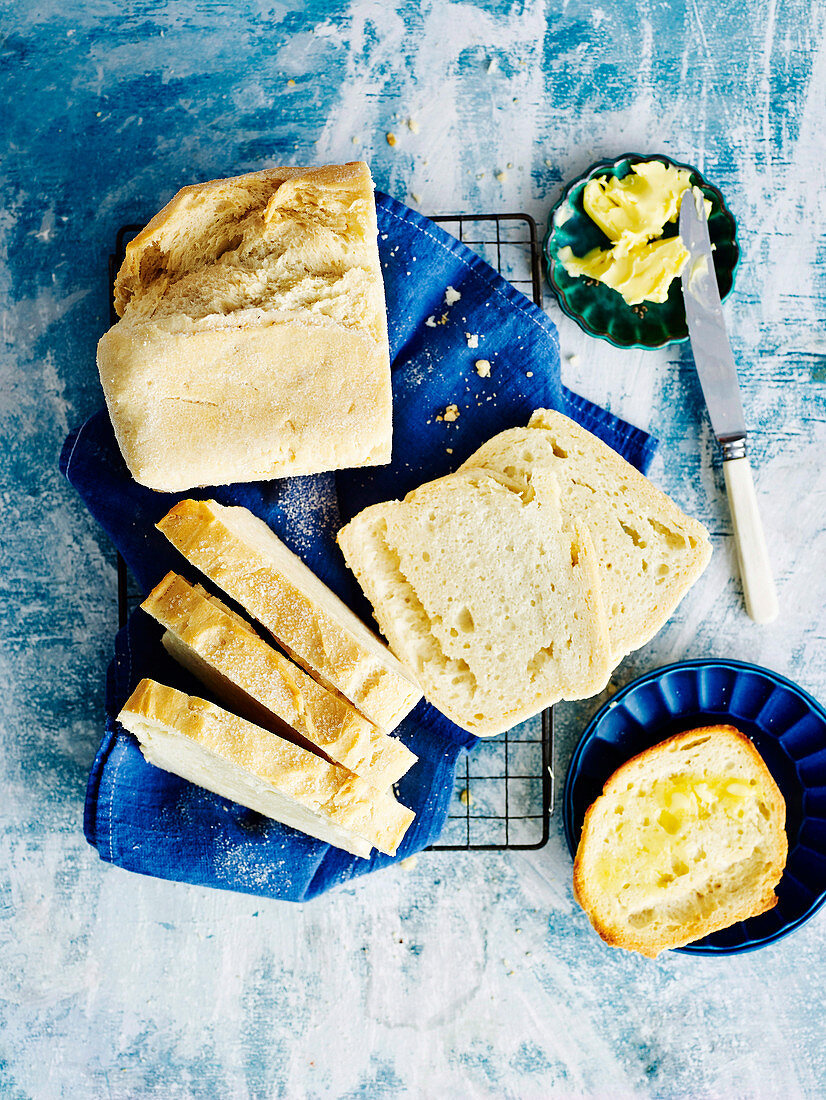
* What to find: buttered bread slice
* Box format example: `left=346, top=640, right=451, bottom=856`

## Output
left=337, top=467, right=612, bottom=736
left=460, top=410, right=711, bottom=661
left=118, top=679, right=415, bottom=858
left=141, top=572, right=416, bottom=788
left=573, top=725, right=787, bottom=957
left=157, top=500, right=423, bottom=732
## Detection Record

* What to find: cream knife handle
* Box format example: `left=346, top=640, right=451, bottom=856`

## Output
left=723, top=456, right=778, bottom=624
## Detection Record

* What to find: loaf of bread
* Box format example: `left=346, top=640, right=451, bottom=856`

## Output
left=157, top=500, right=423, bottom=731
left=118, top=679, right=415, bottom=858
left=573, top=725, right=787, bottom=957
left=141, top=572, right=417, bottom=788
left=461, top=410, right=712, bottom=661
left=337, top=467, right=612, bottom=736
left=98, top=162, right=392, bottom=490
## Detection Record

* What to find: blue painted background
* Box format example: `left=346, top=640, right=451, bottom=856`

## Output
left=2, top=1, right=826, bottom=1096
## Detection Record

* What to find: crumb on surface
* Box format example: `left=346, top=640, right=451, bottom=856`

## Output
left=526, top=371, right=533, bottom=378
left=446, top=447, right=453, bottom=454
left=411, top=191, right=421, bottom=203
left=445, top=285, right=461, bottom=305
left=425, top=315, right=437, bottom=328
left=495, top=170, right=508, bottom=182
left=287, top=79, right=296, bottom=86
left=400, top=855, right=418, bottom=870
left=460, top=787, right=473, bottom=806
left=443, top=404, right=460, bottom=422
left=568, top=353, right=581, bottom=366
left=466, top=333, right=479, bottom=349
left=487, top=57, right=498, bottom=73
left=475, top=359, right=491, bottom=377
left=407, top=118, right=420, bottom=133
left=386, top=132, right=397, bottom=146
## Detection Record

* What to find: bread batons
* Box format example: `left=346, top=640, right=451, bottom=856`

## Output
left=460, top=410, right=712, bottom=661
left=118, top=679, right=415, bottom=858
left=157, top=499, right=423, bottom=731
left=573, top=725, right=787, bottom=957
left=141, top=571, right=416, bottom=788
left=98, top=162, right=392, bottom=490
left=337, top=467, right=612, bottom=736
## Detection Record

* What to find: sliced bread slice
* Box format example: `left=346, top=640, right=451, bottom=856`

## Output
left=573, top=725, right=788, bottom=957
left=459, top=409, right=712, bottom=661
left=156, top=500, right=423, bottom=731
left=141, top=572, right=417, bottom=788
left=118, top=679, right=415, bottom=858
left=337, top=467, right=612, bottom=737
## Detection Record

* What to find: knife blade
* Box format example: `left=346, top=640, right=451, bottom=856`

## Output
left=679, top=190, right=778, bottom=624
left=679, top=191, right=746, bottom=449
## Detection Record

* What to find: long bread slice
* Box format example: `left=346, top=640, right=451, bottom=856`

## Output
left=156, top=500, right=422, bottom=731
left=118, top=679, right=415, bottom=858
left=141, top=572, right=416, bottom=787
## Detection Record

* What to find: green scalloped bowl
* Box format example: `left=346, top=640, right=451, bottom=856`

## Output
left=543, top=153, right=740, bottom=349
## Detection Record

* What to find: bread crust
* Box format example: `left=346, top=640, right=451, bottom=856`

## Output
left=119, top=678, right=414, bottom=857
left=573, top=725, right=788, bottom=957
left=156, top=500, right=422, bottom=732
left=142, top=571, right=417, bottom=787
left=98, top=162, right=392, bottom=489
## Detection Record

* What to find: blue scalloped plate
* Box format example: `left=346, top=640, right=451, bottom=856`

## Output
left=563, top=660, right=826, bottom=955
left=544, top=152, right=740, bottom=349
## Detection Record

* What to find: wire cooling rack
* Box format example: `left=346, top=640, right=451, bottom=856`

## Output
left=111, top=210, right=553, bottom=852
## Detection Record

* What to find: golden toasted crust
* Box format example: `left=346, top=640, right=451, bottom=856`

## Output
left=119, top=678, right=414, bottom=857
left=141, top=571, right=417, bottom=787
left=573, top=725, right=788, bottom=958
left=156, top=500, right=422, bottom=731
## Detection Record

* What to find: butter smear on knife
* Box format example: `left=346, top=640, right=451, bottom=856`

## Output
left=559, top=162, right=711, bottom=306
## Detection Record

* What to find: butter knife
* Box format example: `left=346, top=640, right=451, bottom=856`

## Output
left=679, top=192, right=778, bottom=624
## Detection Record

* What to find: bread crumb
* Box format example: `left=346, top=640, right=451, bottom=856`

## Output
left=568, top=353, right=581, bottom=366
left=445, top=286, right=461, bottom=305
left=446, top=447, right=453, bottom=454
left=411, top=192, right=421, bottom=203
left=439, top=312, right=449, bottom=325
left=425, top=315, right=437, bottom=328
left=466, top=333, right=479, bottom=349
left=407, top=118, right=420, bottom=133
left=386, top=132, right=397, bottom=147
left=287, top=79, right=296, bottom=86
left=487, top=57, right=498, bottom=73
left=435, top=414, right=443, bottom=422
left=443, top=404, right=460, bottom=422
left=526, top=371, right=533, bottom=378
left=460, top=787, right=473, bottom=806
left=495, top=170, right=508, bottom=183
left=400, top=855, right=418, bottom=870
left=507, top=162, right=513, bottom=169
left=475, top=359, right=491, bottom=377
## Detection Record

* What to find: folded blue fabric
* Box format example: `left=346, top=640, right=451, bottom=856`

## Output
left=61, top=192, right=657, bottom=901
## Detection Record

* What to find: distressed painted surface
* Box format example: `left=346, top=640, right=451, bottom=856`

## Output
left=2, top=1, right=826, bottom=1096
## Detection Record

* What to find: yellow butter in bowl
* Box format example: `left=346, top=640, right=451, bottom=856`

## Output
left=560, top=161, right=711, bottom=306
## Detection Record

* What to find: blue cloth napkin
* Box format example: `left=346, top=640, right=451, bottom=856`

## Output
left=61, top=192, right=657, bottom=901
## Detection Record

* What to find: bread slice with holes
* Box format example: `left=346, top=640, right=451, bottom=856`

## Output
left=141, top=572, right=417, bottom=788
left=157, top=499, right=423, bottom=732
left=459, top=409, right=711, bottom=661
left=336, top=467, right=612, bottom=737
left=573, top=725, right=787, bottom=957
left=118, top=679, right=415, bottom=858
left=97, top=162, right=392, bottom=490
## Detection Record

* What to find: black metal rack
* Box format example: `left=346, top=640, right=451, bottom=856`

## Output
left=111, top=210, right=553, bottom=852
